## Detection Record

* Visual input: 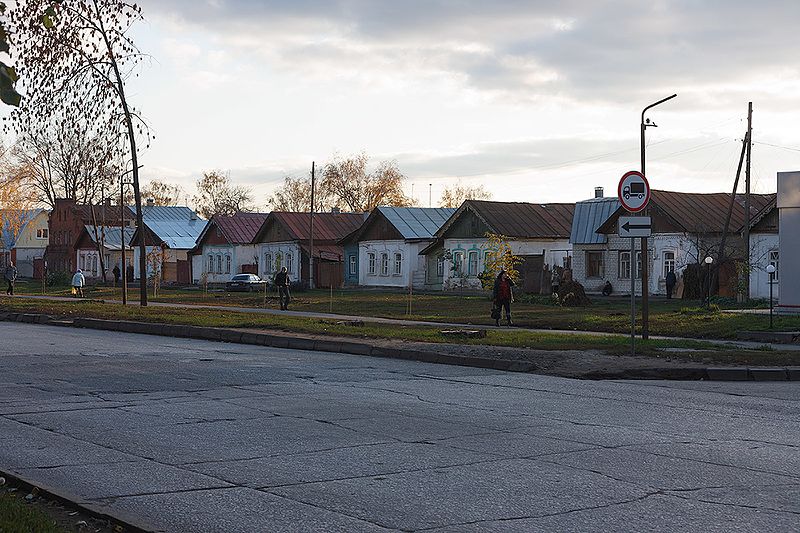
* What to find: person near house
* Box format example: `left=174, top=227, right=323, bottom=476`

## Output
left=492, top=269, right=515, bottom=327
left=4, top=262, right=18, bottom=296
left=665, top=270, right=677, bottom=299
left=274, top=266, right=291, bottom=310
left=602, top=280, right=613, bottom=296
left=126, top=264, right=134, bottom=283
left=551, top=268, right=561, bottom=296
left=112, top=264, right=121, bottom=285
left=71, top=268, right=86, bottom=298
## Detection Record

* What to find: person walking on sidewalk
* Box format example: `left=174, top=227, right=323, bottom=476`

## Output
left=274, top=266, right=291, bottom=310
left=492, top=269, right=515, bottom=327
left=71, top=268, right=86, bottom=298
left=4, top=262, right=17, bottom=295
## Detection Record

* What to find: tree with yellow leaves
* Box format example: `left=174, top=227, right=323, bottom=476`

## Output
left=478, top=232, right=522, bottom=290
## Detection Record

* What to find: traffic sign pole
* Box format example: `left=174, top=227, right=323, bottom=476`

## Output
left=631, top=237, right=635, bottom=356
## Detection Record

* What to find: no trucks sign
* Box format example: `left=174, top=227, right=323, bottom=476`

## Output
left=618, top=170, right=651, bottom=212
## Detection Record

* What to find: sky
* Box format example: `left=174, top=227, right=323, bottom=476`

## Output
left=62, top=1, right=800, bottom=207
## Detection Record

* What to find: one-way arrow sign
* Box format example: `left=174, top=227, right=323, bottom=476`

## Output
left=618, top=216, right=652, bottom=238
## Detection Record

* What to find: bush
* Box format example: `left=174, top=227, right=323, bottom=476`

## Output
left=46, top=271, right=70, bottom=287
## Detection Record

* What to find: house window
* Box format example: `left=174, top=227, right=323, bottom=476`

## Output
left=436, top=256, right=444, bottom=277
left=36, top=228, right=48, bottom=239
left=586, top=251, right=604, bottom=278
left=635, top=251, right=643, bottom=280
left=286, top=253, right=293, bottom=274
left=275, top=252, right=283, bottom=271
left=663, top=251, right=676, bottom=276
left=368, top=253, right=376, bottom=275
left=453, top=251, right=464, bottom=275
left=225, top=254, right=231, bottom=274
left=380, top=253, right=389, bottom=276
left=207, top=254, right=213, bottom=273
left=216, top=254, right=223, bottom=274
left=349, top=255, right=357, bottom=275
left=264, top=254, right=272, bottom=274
left=467, top=251, right=479, bottom=276
left=394, top=253, right=402, bottom=275
left=769, top=250, right=779, bottom=281
left=618, top=251, right=631, bottom=279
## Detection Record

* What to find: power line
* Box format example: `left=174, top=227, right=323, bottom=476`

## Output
left=752, top=140, right=800, bottom=153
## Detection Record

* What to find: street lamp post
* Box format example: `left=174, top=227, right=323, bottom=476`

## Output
left=704, top=256, right=714, bottom=309
left=640, top=93, right=677, bottom=339
left=766, top=264, right=776, bottom=329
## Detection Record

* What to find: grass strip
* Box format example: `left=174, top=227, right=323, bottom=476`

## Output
left=0, top=492, right=68, bottom=533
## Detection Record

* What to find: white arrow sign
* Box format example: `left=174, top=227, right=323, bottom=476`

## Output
left=619, top=216, right=652, bottom=238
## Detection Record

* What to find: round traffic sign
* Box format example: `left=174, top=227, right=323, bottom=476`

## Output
left=618, top=170, right=651, bottom=212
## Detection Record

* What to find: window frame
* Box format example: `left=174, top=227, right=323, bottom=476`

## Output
left=452, top=251, right=465, bottom=276
left=436, top=256, right=444, bottom=277
left=618, top=251, right=631, bottom=280
left=349, top=255, right=357, bottom=275
left=663, top=250, right=676, bottom=276
left=586, top=251, right=604, bottom=279
left=467, top=250, right=479, bottom=277
left=368, top=252, right=376, bottom=275
left=36, top=228, right=48, bottom=239
left=393, top=253, right=402, bottom=276
left=380, top=253, right=389, bottom=276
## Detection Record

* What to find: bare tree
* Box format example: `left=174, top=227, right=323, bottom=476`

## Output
left=193, top=171, right=254, bottom=219
left=137, top=180, right=184, bottom=207
left=9, top=0, right=153, bottom=305
left=321, top=153, right=416, bottom=212
left=268, top=175, right=329, bottom=212
left=439, top=181, right=492, bottom=208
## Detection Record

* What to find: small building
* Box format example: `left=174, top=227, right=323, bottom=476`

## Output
left=253, top=211, right=365, bottom=288
left=748, top=199, right=778, bottom=300
left=340, top=207, right=456, bottom=289
left=74, top=225, right=136, bottom=279
left=420, top=200, right=574, bottom=292
left=777, top=171, right=799, bottom=313
left=1, top=209, right=49, bottom=278
left=130, top=205, right=205, bottom=284
left=190, top=212, right=269, bottom=285
left=585, top=190, right=775, bottom=296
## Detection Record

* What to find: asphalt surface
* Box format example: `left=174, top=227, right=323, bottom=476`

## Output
left=0, top=322, right=798, bottom=532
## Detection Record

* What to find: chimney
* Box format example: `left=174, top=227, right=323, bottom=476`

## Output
left=146, top=198, right=155, bottom=207
left=331, top=207, right=341, bottom=214
left=594, top=187, right=604, bottom=198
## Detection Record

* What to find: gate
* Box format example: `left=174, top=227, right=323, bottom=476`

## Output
left=176, top=260, right=190, bottom=284
left=518, top=254, right=544, bottom=294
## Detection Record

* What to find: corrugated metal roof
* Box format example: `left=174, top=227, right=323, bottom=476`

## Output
left=464, top=200, right=575, bottom=239
left=78, top=204, right=135, bottom=224
left=269, top=212, right=365, bottom=242
left=214, top=213, right=269, bottom=244
left=143, top=218, right=206, bottom=249
left=378, top=207, right=457, bottom=240
left=570, top=197, right=621, bottom=244
left=140, top=205, right=201, bottom=222
left=650, top=190, right=775, bottom=233
left=1, top=209, right=46, bottom=248
left=83, top=225, right=136, bottom=251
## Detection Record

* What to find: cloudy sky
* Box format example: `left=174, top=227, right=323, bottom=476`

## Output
left=120, top=1, right=800, bottom=207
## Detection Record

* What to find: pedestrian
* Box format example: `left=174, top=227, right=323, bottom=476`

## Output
left=492, top=269, right=515, bottom=327
left=112, top=264, right=121, bottom=285
left=126, top=264, right=134, bottom=283
left=274, top=266, right=290, bottom=310
left=4, top=261, right=18, bottom=296
left=71, top=268, right=86, bottom=298
left=665, top=270, right=677, bottom=299
left=602, top=280, right=613, bottom=296
left=551, top=267, right=561, bottom=296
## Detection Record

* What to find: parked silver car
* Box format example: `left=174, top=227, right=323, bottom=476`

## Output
left=225, top=274, right=267, bottom=292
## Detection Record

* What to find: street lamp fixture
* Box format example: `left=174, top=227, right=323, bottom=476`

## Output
left=766, top=264, right=776, bottom=329
left=704, top=256, right=714, bottom=309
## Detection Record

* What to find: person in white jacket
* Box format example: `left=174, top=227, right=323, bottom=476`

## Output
left=71, top=269, right=86, bottom=298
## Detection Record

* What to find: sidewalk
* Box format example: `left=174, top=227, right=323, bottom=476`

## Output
left=10, top=293, right=800, bottom=352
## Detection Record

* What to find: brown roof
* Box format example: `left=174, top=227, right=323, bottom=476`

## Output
left=598, top=190, right=776, bottom=234
left=212, top=212, right=269, bottom=244
left=76, top=203, right=135, bottom=224
left=264, top=212, right=365, bottom=242
left=445, top=200, right=575, bottom=239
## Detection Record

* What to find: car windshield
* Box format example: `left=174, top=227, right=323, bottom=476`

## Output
left=231, top=275, right=250, bottom=281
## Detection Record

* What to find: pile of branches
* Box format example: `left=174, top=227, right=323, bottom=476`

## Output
left=556, top=279, right=591, bottom=307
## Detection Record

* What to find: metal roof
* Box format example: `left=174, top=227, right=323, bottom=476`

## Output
left=570, top=197, right=621, bottom=244
left=378, top=207, right=457, bottom=240
left=442, top=200, right=575, bottom=239
left=1, top=209, right=46, bottom=248
left=265, top=212, right=366, bottom=242
left=83, top=225, right=136, bottom=251
left=143, top=218, right=206, bottom=249
left=212, top=213, right=270, bottom=244
left=140, top=205, right=201, bottom=222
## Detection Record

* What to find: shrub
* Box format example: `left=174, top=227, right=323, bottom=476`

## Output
left=46, top=271, right=70, bottom=287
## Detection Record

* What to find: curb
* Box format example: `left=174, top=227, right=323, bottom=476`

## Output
left=0, top=467, right=156, bottom=533
left=0, top=311, right=797, bottom=381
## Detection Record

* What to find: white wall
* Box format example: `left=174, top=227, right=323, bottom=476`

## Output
left=197, top=244, right=257, bottom=283
left=259, top=242, right=301, bottom=281
left=440, top=238, right=571, bottom=291
left=358, top=240, right=426, bottom=288
left=750, top=233, right=779, bottom=300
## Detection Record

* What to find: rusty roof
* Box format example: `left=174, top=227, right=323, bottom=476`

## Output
left=208, top=212, right=269, bottom=244
left=597, top=190, right=776, bottom=234
left=76, top=203, right=135, bottom=224
left=438, top=200, right=575, bottom=239
left=261, top=212, right=366, bottom=242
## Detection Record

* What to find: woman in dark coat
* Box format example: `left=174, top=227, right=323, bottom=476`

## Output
left=492, top=269, right=515, bottom=326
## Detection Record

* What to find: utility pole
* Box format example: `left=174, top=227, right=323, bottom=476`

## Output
left=743, top=102, right=753, bottom=301
left=308, top=161, right=316, bottom=290
left=640, top=93, right=677, bottom=340
left=120, top=178, right=127, bottom=304
left=429, top=184, right=432, bottom=208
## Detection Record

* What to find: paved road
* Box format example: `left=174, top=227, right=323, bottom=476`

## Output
left=1, top=322, right=798, bottom=532
left=14, top=293, right=800, bottom=351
